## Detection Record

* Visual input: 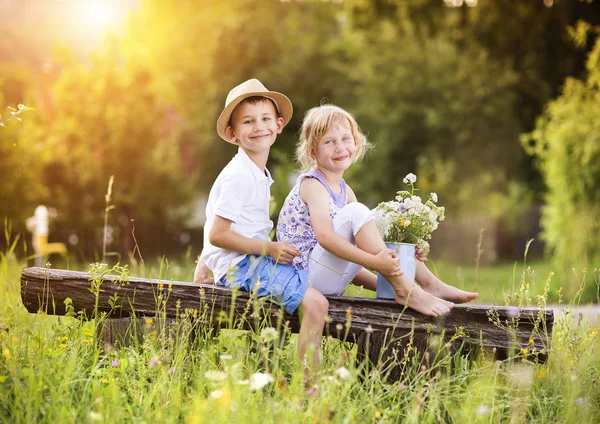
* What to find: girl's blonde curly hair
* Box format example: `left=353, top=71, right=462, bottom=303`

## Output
left=295, top=104, right=371, bottom=172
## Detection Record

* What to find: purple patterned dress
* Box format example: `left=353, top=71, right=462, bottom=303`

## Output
left=276, top=168, right=347, bottom=270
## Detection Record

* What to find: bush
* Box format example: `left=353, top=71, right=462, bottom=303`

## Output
left=523, top=23, right=600, bottom=271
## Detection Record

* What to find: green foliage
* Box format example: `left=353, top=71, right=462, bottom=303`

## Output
left=523, top=24, right=600, bottom=270
left=344, top=21, right=520, bottom=216
left=43, top=44, right=194, bottom=257
left=0, top=65, right=47, bottom=232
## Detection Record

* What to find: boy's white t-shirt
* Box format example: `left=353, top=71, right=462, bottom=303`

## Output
left=201, top=147, right=274, bottom=283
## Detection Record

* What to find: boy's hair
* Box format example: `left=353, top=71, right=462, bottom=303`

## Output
left=228, top=96, right=281, bottom=127
left=296, top=104, right=371, bottom=172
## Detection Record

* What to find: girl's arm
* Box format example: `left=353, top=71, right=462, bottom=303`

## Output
left=209, top=215, right=300, bottom=264
left=300, top=178, right=398, bottom=273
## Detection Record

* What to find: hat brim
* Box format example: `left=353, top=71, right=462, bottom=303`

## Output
left=217, top=91, right=293, bottom=143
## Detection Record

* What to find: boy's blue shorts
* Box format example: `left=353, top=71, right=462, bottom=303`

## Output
left=218, top=255, right=309, bottom=314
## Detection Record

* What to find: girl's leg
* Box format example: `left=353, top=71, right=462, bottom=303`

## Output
left=351, top=268, right=377, bottom=291
left=297, top=287, right=329, bottom=379
left=308, top=203, right=372, bottom=295
left=415, top=261, right=478, bottom=303
left=349, top=204, right=453, bottom=317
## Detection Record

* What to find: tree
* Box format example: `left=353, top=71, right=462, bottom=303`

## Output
left=523, top=22, right=600, bottom=271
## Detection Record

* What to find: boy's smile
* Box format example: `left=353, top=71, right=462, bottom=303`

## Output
left=226, top=100, right=284, bottom=160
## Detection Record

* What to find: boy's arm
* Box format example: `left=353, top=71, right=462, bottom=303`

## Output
left=209, top=215, right=299, bottom=264
left=301, top=178, right=399, bottom=274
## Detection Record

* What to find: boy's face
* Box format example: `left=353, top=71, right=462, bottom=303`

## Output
left=225, top=99, right=284, bottom=155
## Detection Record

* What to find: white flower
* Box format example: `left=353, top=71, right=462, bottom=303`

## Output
left=431, top=192, right=438, bottom=203
left=204, top=370, right=228, bottom=382
left=335, top=367, right=351, bottom=380
left=249, top=372, right=274, bottom=391
left=210, top=390, right=225, bottom=399
left=219, top=354, right=233, bottom=361
left=403, top=198, right=415, bottom=209
left=403, top=219, right=411, bottom=227
left=411, top=196, right=422, bottom=204
left=260, top=327, right=279, bottom=343
left=476, top=404, right=490, bottom=416
left=403, top=173, right=417, bottom=184
left=89, top=412, right=103, bottom=422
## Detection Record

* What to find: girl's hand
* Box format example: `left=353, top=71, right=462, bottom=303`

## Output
left=373, top=249, right=403, bottom=276
left=415, top=242, right=430, bottom=262
left=267, top=241, right=300, bottom=264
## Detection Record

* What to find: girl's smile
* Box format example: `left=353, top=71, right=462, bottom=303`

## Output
left=312, top=121, right=357, bottom=176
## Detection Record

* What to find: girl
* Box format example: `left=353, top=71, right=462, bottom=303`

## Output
left=276, top=105, right=478, bottom=317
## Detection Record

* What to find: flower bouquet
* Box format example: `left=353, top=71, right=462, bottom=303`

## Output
left=372, top=173, right=445, bottom=298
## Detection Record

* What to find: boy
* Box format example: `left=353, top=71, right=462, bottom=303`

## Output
left=199, top=79, right=328, bottom=375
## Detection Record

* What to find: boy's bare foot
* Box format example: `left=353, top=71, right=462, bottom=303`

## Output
left=419, top=281, right=478, bottom=304
left=394, top=284, right=454, bottom=317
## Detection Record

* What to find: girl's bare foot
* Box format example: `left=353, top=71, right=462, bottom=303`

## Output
left=419, top=281, right=478, bottom=304
left=394, top=284, right=454, bottom=317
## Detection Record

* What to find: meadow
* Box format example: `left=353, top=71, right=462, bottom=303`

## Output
left=1, top=249, right=599, bottom=423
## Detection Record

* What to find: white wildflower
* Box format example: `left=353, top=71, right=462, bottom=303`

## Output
left=476, top=404, right=490, bottom=416
left=260, top=327, right=279, bottom=343
left=210, top=390, right=225, bottom=399
left=89, top=412, right=103, bottom=422
left=219, top=354, right=233, bottom=361
left=403, top=173, right=417, bottom=184
left=204, top=370, right=228, bottom=382
left=411, top=196, right=422, bottom=204
left=335, top=367, right=351, bottom=380
left=431, top=192, right=438, bottom=203
left=403, top=220, right=411, bottom=227
left=249, top=372, right=274, bottom=391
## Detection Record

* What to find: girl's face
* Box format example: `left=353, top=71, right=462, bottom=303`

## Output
left=312, top=120, right=357, bottom=175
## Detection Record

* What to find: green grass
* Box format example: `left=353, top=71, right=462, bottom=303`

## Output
left=1, top=253, right=599, bottom=423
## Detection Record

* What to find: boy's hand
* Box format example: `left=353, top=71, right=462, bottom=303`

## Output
left=373, top=249, right=403, bottom=276
left=267, top=241, right=300, bottom=264
left=193, top=257, right=213, bottom=284
left=415, top=242, right=430, bottom=262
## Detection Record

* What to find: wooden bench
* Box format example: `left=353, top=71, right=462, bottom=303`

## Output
left=20, top=267, right=554, bottom=381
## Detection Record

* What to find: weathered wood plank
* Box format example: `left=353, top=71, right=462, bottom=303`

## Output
left=20, top=267, right=553, bottom=361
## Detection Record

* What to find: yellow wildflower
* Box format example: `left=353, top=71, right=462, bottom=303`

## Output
left=145, top=318, right=154, bottom=326
left=59, top=343, right=67, bottom=348
left=521, top=348, right=528, bottom=355
left=82, top=339, right=93, bottom=344
left=536, top=367, right=547, bottom=379
left=528, top=338, right=534, bottom=344
left=375, top=411, right=381, bottom=418
left=102, top=378, right=109, bottom=384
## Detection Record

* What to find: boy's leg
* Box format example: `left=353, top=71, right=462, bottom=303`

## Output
left=415, top=261, right=478, bottom=303
left=297, top=287, right=329, bottom=379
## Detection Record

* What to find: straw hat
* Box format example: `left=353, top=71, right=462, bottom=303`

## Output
left=216, top=79, right=293, bottom=143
